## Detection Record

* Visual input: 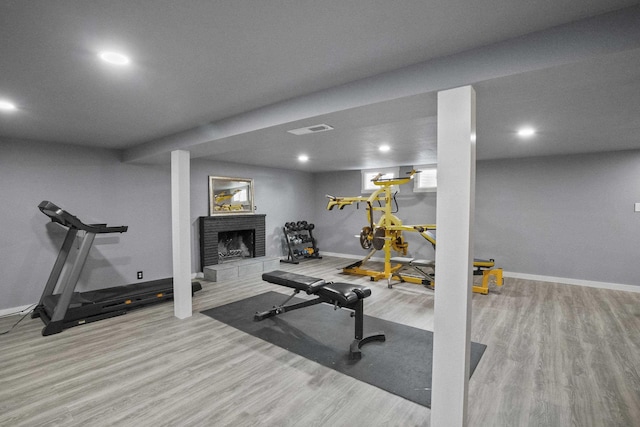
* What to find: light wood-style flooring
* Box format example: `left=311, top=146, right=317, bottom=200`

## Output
left=2, top=256, right=640, bottom=426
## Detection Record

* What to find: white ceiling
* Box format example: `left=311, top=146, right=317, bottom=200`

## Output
left=1, top=1, right=639, bottom=172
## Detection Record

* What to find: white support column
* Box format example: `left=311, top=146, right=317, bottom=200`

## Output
left=431, top=86, right=476, bottom=427
left=171, top=149, right=193, bottom=319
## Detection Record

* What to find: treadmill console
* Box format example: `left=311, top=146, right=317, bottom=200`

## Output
left=38, top=200, right=128, bottom=233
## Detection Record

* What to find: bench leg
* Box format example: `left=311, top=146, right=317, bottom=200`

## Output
left=349, top=299, right=385, bottom=360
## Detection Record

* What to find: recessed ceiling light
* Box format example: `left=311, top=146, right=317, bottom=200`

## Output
left=0, top=99, right=17, bottom=112
left=379, top=145, right=390, bottom=152
left=298, top=154, right=309, bottom=162
left=98, top=51, right=130, bottom=66
left=517, top=127, right=536, bottom=138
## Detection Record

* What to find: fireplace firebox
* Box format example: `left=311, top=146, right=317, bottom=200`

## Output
left=218, top=229, right=254, bottom=261
left=199, top=215, right=266, bottom=269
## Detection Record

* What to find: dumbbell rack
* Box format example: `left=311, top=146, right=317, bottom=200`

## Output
left=281, top=221, right=321, bottom=264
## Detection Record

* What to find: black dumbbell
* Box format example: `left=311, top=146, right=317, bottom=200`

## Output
left=307, top=223, right=315, bottom=230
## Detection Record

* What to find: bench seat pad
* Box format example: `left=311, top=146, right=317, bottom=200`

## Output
left=318, top=282, right=371, bottom=306
left=262, top=270, right=372, bottom=306
left=262, top=271, right=326, bottom=294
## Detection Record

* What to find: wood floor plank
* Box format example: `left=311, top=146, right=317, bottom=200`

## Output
left=2, top=256, right=640, bottom=426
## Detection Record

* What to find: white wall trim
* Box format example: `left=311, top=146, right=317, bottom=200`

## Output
left=503, top=271, right=640, bottom=293
left=319, top=251, right=371, bottom=260
left=320, top=251, right=393, bottom=263
left=0, top=304, right=34, bottom=318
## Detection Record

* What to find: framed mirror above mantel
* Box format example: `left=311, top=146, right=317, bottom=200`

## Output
left=208, top=176, right=254, bottom=215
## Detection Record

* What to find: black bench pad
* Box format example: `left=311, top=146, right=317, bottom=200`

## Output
left=262, top=270, right=371, bottom=306
left=318, top=282, right=371, bottom=306
left=262, top=271, right=326, bottom=294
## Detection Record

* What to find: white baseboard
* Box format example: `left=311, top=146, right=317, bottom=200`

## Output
left=321, top=252, right=640, bottom=293
left=0, top=304, right=35, bottom=318
left=321, top=251, right=386, bottom=262
left=503, top=271, right=640, bottom=293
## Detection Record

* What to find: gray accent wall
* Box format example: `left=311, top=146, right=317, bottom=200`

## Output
left=1, top=139, right=315, bottom=310
left=314, top=151, right=640, bottom=287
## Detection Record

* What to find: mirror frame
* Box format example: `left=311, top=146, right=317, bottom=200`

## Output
left=208, top=176, right=255, bottom=215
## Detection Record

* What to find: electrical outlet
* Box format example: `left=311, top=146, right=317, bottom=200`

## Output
left=137, top=271, right=143, bottom=280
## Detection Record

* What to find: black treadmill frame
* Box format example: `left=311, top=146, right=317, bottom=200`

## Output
left=31, top=201, right=201, bottom=336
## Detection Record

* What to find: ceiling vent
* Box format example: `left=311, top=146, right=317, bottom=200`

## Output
left=287, top=124, right=334, bottom=135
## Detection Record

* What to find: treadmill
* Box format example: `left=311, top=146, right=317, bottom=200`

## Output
left=32, top=201, right=202, bottom=336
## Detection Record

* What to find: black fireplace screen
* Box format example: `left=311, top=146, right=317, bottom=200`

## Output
left=218, top=229, right=255, bottom=261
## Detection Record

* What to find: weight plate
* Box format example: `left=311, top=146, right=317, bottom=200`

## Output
left=359, top=226, right=373, bottom=249
left=373, top=227, right=386, bottom=250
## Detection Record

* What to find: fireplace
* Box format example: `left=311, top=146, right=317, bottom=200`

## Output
left=218, top=229, right=254, bottom=261
left=199, top=214, right=266, bottom=269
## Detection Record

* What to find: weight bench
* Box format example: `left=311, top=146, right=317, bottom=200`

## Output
left=389, top=257, right=435, bottom=289
left=390, top=229, right=504, bottom=294
left=256, top=270, right=385, bottom=360
left=389, top=254, right=503, bottom=294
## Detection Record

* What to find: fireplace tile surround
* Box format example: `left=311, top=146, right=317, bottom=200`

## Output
left=199, top=215, right=278, bottom=282
left=199, top=214, right=266, bottom=270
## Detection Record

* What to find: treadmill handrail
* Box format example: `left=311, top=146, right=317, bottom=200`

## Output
left=38, top=201, right=128, bottom=233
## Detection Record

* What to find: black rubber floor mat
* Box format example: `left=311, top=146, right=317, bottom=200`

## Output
left=201, top=291, right=486, bottom=408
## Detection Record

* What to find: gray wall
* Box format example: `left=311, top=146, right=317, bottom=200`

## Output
left=0, top=139, right=315, bottom=310
left=313, top=151, right=640, bottom=287
left=475, top=150, right=640, bottom=286
left=1, top=139, right=173, bottom=310
left=2, top=137, right=638, bottom=311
